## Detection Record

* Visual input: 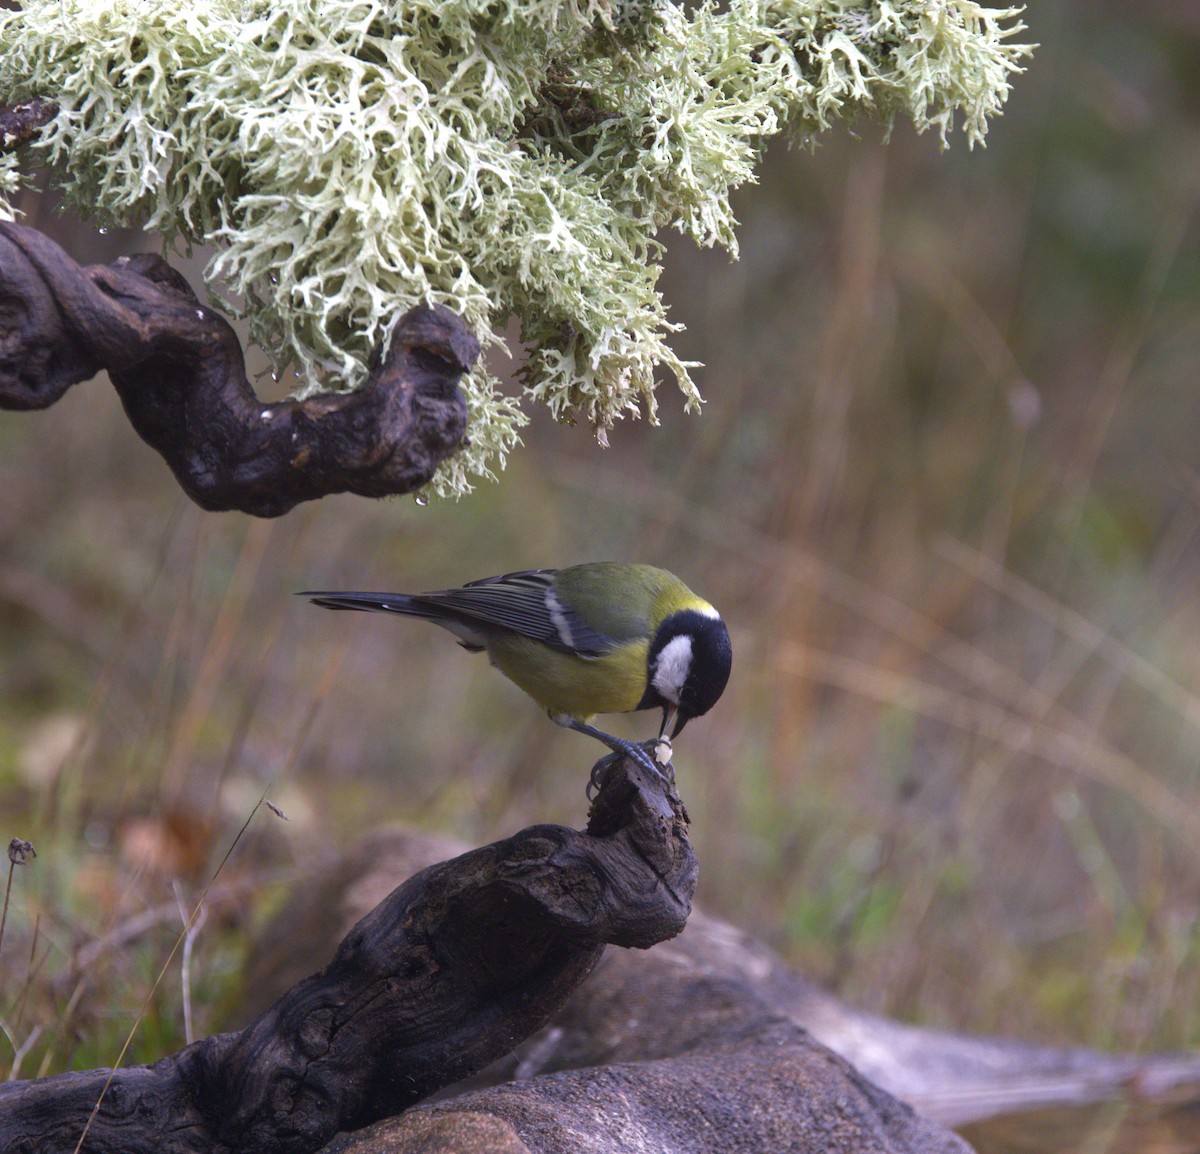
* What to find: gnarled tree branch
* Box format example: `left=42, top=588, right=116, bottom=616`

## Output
left=0, top=755, right=695, bottom=1154
left=0, top=222, right=478, bottom=516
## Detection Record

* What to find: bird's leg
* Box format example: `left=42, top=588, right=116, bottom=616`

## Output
left=551, top=713, right=673, bottom=788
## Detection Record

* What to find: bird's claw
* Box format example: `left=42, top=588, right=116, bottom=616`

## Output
left=585, top=741, right=674, bottom=800
left=586, top=751, right=622, bottom=801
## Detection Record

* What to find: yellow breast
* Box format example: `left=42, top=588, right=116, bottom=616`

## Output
left=484, top=634, right=649, bottom=721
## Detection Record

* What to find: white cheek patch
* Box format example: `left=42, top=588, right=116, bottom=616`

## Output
left=652, top=634, right=694, bottom=703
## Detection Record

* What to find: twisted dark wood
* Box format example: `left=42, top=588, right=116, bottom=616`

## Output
left=0, top=755, right=695, bottom=1154
left=0, top=222, right=477, bottom=515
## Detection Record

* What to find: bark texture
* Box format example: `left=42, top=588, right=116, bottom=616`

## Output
left=0, top=755, right=694, bottom=1154
left=328, top=1033, right=966, bottom=1154
left=246, top=827, right=1200, bottom=1154
left=0, top=222, right=476, bottom=515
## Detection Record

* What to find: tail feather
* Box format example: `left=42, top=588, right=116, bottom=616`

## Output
left=300, top=591, right=424, bottom=615
left=300, top=590, right=496, bottom=652
left=301, top=590, right=489, bottom=650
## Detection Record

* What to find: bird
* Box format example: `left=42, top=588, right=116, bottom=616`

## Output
left=302, top=563, right=732, bottom=783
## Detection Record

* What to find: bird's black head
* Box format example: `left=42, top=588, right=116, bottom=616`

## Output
left=640, top=609, right=733, bottom=738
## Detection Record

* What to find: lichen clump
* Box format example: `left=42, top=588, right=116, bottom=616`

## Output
left=0, top=0, right=1030, bottom=497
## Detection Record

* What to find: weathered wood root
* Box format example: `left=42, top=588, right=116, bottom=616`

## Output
left=308, top=878, right=975, bottom=1154
left=0, top=755, right=694, bottom=1154
left=0, top=221, right=478, bottom=515
left=243, top=835, right=978, bottom=1154
left=332, top=1033, right=972, bottom=1154
left=242, top=826, right=1200, bottom=1153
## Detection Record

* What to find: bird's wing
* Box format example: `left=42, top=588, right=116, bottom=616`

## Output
left=414, top=569, right=617, bottom=657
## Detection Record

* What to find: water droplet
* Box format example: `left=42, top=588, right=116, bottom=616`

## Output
left=270, top=371, right=279, bottom=382
left=414, top=494, right=429, bottom=507
left=195, top=309, right=205, bottom=320
left=98, top=226, right=108, bottom=235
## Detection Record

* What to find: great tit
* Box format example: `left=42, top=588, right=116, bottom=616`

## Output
left=303, top=563, right=732, bottom=779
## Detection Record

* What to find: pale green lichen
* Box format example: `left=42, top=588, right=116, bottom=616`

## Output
left=0, top=0, right=1030, bottom=497
left=0, top=153, right=23, bottom=220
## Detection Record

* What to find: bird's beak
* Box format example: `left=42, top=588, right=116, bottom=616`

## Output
left=660, top=704, right=680, bottom=740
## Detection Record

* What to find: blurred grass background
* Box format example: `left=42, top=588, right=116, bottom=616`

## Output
left=2, top=0, right=1200, bottom=1118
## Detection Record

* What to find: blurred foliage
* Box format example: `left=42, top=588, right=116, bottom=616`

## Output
left=2, top=4, right=1200, bottom=1137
